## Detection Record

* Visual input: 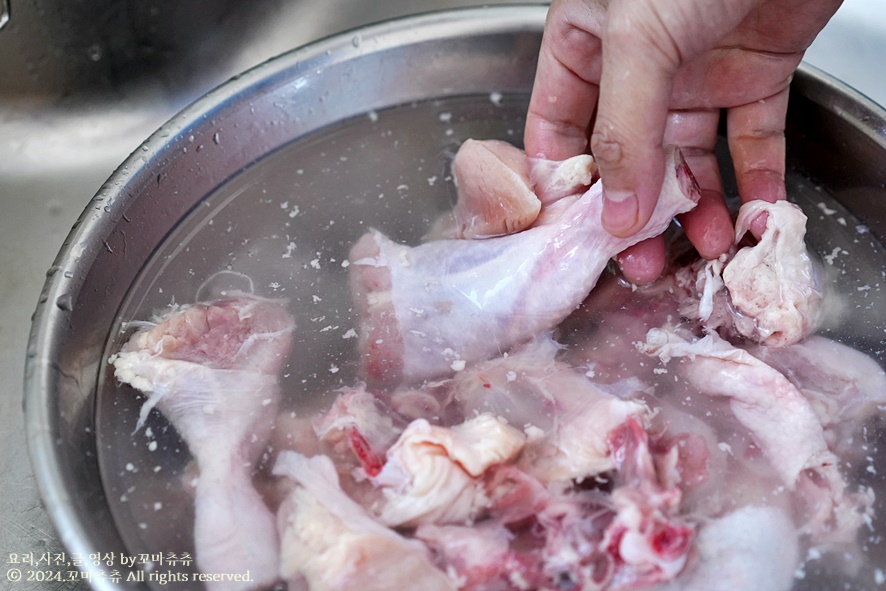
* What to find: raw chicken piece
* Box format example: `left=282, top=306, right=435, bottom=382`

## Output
left=423, top=473, right=615, bottom=591
left=449, top=336, right=650, bottom=483
left=273, top=452, right=455, bottom=591
left=386, top=384, right=448, bottom=422
left=530, top=492, right=616, bottom=589
left=674, top=256, right=731, bottom=329
left=450, top=139, right=541, bottom=239
left=653, top=506, right=798, bottom=591
left=751, top=335, right=886, bottom=433
left=679, top=200, right=823, bottom=346
left=446, top=139, right=596, bottom=240
left=415, top=522, right=522, bottom=590
left=349, top=145, right=700, bottom=386
left=603, top=418, right=694, bottom=588
left=724, top=200, right=823, bottom=346
left=750, top=335, right=886, bottom=473
left=313, top=384, right=402, bottom=478
left=641, top=328, right=835, bottom=488
left=529, top=152, right=597, bottom=204
left=416, top=422, right=697, bottom=591
left=483, top=464, right=554, bottom=525
left=641, top=328, right=864, bottom=541
left=372, top=413, right=525, bottom=527
left=111, top=296, right=295, bottom=591
left=484, top=421, right=693, bottom=591
left=645, top=400, right=791, bottom=522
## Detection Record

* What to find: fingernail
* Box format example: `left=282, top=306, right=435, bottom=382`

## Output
left=602, top=190, right=639, bottom=235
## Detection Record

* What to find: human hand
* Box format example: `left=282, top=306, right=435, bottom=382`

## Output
left=524, top=0, right=842, bottom=283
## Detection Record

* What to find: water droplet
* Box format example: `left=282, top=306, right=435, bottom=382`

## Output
left=213, top=132, right=221, bottom=145
left=86, top=43, right=103, bottom=62
left=351, top=35, right=361, bottom=48
left=45, top=266, right=61, bottom=277
left=63, top=271, right=74, bottom=279
left=56, top=294, right=74, bottom=311
left=141, top=145, right=149, bottom=152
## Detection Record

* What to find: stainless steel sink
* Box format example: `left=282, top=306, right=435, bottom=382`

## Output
left=2, top=0, right=883, bottom=589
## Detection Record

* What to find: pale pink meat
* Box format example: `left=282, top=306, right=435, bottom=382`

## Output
left=724, top=200, right=823, bottom=346
left=446, top=139, right=597, bottom=240
left=641, top=328, right=866, bottom=542
left=414, top=522, right=520, bottom=590
left=642, top=328, right=835, bottom=488
left=448, top=336, right=650, bottom=483
left=418, top=441, right=695, bottom=591
left=273, top=451, right=455, bottom=591
left=677, top=200, right=823, bottom=346
left=750, top=335, right=886, bottom=461
left=602, top=418, right=694, bottom=588
left=644, top=399, right=794, bottom=522
left=371, top=413, right=526, bottom=527
left=349, top=145, right=700, bottom=386
left=652, top=506, right=798, bottom=591
left=111, top=296, right=295, bottom=591
left=751, top=335, right=886, bottom=428
left=450, top=139, right=541, bottom=239
left=313, top=384, right=402, bottom=479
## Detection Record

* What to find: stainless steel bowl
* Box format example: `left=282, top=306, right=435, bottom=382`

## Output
left=24, top=5, right=886, bottom=590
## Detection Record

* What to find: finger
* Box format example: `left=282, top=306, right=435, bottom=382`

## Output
left=727, top=84, right=790, bottom=238
left=680, top=185, right=735, bottom=258
left=593, top=0, right=762, bottom=238
left=524, top=2, right=604, bottom=159
left=663, top=109, right=734, bottom=259
left=593, top=0, right=681, bottom=238
left=615, top=235, right=667, bottom=285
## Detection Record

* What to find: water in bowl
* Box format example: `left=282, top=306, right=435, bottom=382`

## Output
left=95, top=93, right=886, bottom=590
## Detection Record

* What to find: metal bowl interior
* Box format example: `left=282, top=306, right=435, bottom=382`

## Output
left=24, top=5, right=886, bottom=590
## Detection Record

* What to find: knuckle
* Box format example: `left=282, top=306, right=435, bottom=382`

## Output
left=590, top=123, right=627, bottom=170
